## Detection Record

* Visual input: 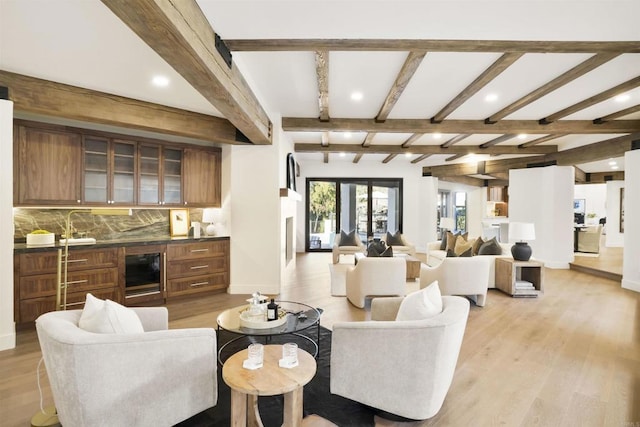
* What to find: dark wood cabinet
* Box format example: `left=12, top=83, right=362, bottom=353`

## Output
left=166, top=240, right=229, bottom=298
left=83, top=136, right=136, bottom=205
left=14, top=124, right=82, bottom=206
left=183, top=147, right=222, bottom=207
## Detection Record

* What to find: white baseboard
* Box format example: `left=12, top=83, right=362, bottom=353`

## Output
left=622, top=278, right=640, bottom=293
left=0, top=329, right=16, bottom=352
left=228, top=283, right=281, bottom=295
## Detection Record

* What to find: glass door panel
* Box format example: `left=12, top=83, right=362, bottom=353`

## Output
left=307, top=180, right=336, bottom=250
left=112, top=142, right=135, bottom=204
left=455, top=192, right=467, bottom=232
left=340, top=181, right=368, bottom=243
left=163, top=148, right=182, bottom=205
left=138, top=145, right=160, bottom=205
left=83, top=138, right=108, bottom=203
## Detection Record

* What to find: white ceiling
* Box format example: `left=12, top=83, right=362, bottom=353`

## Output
left=2, top=0, right=639, bottom=173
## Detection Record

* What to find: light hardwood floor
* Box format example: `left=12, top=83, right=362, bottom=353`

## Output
left=1, top=252, right=639, bottom=427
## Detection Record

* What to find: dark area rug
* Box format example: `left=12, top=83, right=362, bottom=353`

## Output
left=177, top=326, right=376, bottom=427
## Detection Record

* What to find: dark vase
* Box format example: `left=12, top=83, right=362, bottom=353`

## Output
left=511, top=242, right=532, bottom=261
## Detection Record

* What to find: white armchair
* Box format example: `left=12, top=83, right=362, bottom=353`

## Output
left=35, top=307, right=217, bottom=427
left=346, top=254, right=407, bottom=308
left=382, top=233, right=416, bottom=256
left=419, top=257, right=490, bottom=307
left=577, top=224, right=603, bottom=253
left=332, top=232, right=366, bottom=264
left=331, top=295, right=470, bottom=420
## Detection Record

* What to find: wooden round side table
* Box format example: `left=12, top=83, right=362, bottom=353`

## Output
left=222, top=344, right=317, bottom=427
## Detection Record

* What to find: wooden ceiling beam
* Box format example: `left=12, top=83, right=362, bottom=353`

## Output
left=294, top=143, right=556, bottom=155
left=321, top=131, right=329, bottom=147
left=401, top=133, right=424, bottom=148
left=315, top=50, right=330, bottom=121
left=101, top=0, right=271, bottom=145
left=437, top=175, right=486, bottom=187
left=431, top=53, right=523, bottom=123
left=353, top=153, right=364, bottom=163
left=486, top=53, right=620, bottom=123
left=479, top=134, right=517, bottom=148
left=225, top=39, right=640, bottom=54
left=0, top=70, right=239, bottom=144
left=361, top=133, right=376, bottom=147
left=323, top=152, right=329, bottom=163
left=445, top=153, right=468, bottom=162
left=575, top=167, right=587, bottom=183
left=594, top=104, right=640, bottom=123
left=382, top=154, right=398, bottom=163
left=441, top=134, right=470, bottom=148
left=376, top=51, right=426, bottom=121
left=585, top=171, right=625, bottom=183
left=519, top=134, right=567, bottom=148
left=283, top=117, right=640, bottom=134
left=424, top=162, right=481, bottom=177
left=411, top=154, right=432, bottom=164
left=541, top=75, right=640, bottom=123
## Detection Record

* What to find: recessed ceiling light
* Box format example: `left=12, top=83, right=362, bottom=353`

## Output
left=615, top=93, right=630, bottom=103
left=405, top=153, right=412, bottom=158
left=611, top=165, right=619, bottom=170
left=340, top=152, right=346, bottom=158
left=517, top=134, right=527, bottom=140
left=467, top=153, right=477, bottom=163
left=350, top=92, right=363, bottom=101
left=433, top=133, right=442, bottom=140
left=485, top=93, right=498, bottom=102
left=344, top=132, right=352, bottom=139
left=609, top=160, right=617, bottom=166
left=151, top=75, right=170, bottom=87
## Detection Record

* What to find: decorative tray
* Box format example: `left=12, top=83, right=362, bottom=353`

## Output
left=239, top=308, right=288, bottom=329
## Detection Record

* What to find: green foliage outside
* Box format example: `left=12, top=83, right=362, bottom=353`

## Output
left=309, top=182, right=336, bottom=233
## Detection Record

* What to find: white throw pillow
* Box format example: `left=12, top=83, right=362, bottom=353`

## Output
left=79, top=293, right=144, bottom=334
left=395, top=280, right=443, bottom=321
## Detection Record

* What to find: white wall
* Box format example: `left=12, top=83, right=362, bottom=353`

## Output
left=509, top=166, right=574, bottom=269
left=0, top=100, right=15, bottom=351
left=296, top=158, right=436, bottom=253
left=605, top=181, right=625, bottom=247
left=622, top=149, right=640, bottom=293
left=574, top=183, right=607, bottom=224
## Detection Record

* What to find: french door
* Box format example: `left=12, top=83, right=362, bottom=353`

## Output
left=306, top=178, right=403, bottom=251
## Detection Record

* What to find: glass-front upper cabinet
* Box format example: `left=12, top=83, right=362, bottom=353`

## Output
left=83, top=137, right=136, bottom=205
left=138, top=144, right=160, bottom=205
left=138, top=145, right=182, bottom=206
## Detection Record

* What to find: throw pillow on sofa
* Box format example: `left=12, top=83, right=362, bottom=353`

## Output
left=339, top=229, right=359, bottom=246
left=478, top=237, right=502, bottom=255
left=79, top=293, right=144, bottom=334
left=454, top=235, right=474, bottom=256
left=472, top=236, right=485, bottom=256
left=396, top=281, right=443, bottom=321
left=385, top=231, right=404, bottom=246
left=447, top=247, right=472, bottom=257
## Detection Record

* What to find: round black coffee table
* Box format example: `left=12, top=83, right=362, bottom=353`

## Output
left=216, top=300, right=321, bottom=364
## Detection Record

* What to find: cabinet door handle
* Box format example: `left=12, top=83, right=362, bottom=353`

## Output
left=66, top=258, right=89, bottom=264
left=190, top=248, right=209, bottom=253
left=190, top=281, right=209, bottom=287
left=190, top=265, right=209, bottom=270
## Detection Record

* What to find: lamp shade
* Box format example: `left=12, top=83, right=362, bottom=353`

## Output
left=439, top=217, right=455, bottom=230
left=509, top=222, right=535, bottom=242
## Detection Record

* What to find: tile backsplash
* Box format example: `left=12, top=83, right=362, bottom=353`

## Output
left=14, top=208, right=204, bottom=242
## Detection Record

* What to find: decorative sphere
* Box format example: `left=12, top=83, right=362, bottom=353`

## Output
left=205, top=223, right=216, bottom=236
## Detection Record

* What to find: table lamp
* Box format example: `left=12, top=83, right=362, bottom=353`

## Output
left=509, top=222, right=535, bottom=261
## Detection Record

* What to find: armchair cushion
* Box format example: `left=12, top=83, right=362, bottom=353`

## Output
left=478, top=237, right=502, bottom=255
left=396, top=281, right=442, bottom=321
left=79, top=293, right=144, bottom=334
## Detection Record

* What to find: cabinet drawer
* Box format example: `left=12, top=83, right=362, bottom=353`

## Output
left=19, top=288, right=119, bottom=323
left=19, top=248, right=119, bottom=275
left=167, top=241, right=228, bottom=261
left=20, top=268, right=119, bottom=299
left=166, top=273, right=228, bottom=298
left=167, top=257, right=228, bottom=279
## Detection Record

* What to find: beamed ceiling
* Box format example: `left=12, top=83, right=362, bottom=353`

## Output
left=1, top=1, right=639, bottom=185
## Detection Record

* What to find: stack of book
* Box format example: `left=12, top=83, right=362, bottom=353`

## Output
left=514, top=280, right=538, bottom=297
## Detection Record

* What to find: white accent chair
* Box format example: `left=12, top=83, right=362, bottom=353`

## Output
left=332, top=232, right=366, bottom=264
left=345, top=253, right=407, bottom=308
left=331, top=295, right=470, bottom=420
left=382, top=233, right=416, bottom=256
left=35, top=307, right=217, bottom=427
left=577, top=224, right=603, bottom=253
left=419, top=257, right=490, bottom=307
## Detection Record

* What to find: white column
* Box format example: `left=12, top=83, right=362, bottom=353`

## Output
left=605, top=181, right=625, bottom=247
left=622, top=149, right=640, bottom=292
left=0, top=99, right=15, bottom=351
left=418, top=176, right=439, bottom=253
left=509, top=166, right=574, bottom=269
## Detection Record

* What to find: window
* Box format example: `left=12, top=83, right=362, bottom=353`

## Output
left=306, top=178, right=403, bottom=251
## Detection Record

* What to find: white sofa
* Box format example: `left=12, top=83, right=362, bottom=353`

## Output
left=426, top=240, right=513, bottom=288
left=332, top=232, right=366, bottom=264
left=381, top=233, right=416, bottom=256
left=419, top=258, right=490, bottom=306
left=346, top=253, right=407, bottom=308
